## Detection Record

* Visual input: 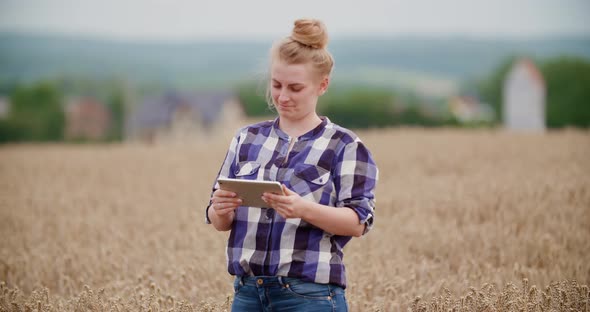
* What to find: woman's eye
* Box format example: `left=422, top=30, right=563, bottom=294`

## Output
left=273, top=85, right=281, bottom=89
left=291, top=87, right=303, bottom=92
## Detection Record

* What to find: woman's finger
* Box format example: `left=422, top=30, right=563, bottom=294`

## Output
left=212, top=197, right=242, bottom=205
left=263, top=192, right=289, bottom=204
left=213, top=202, right=240, bottom=211
left=212, top=195, right=237, bottom=203
left=213, top=189, right=237, bottom=198
left=211, top=198, right=242, bottom=207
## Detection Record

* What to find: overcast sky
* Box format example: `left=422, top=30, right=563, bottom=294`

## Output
left=0, top=0, right=589, bottom=41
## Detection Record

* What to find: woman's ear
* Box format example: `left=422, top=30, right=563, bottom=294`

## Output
left=319, top=76, right=330, bottom=95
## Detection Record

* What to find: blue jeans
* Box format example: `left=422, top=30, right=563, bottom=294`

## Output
left=231, top=276, right=348, bottom=312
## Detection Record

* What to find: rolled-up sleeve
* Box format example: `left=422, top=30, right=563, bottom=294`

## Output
left=334, top=139, right=378, bottom=235
left=205, top=130, right=241, bottom=224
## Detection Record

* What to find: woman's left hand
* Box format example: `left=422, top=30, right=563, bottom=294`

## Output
left=262, top=185, right=309, bottom=219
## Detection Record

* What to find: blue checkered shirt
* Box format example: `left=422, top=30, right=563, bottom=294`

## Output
left=206, top=117, right=378, bottom=288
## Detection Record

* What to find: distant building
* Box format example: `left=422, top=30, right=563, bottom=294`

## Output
left=448, top=95, right=494, bottom=124
left=65, top=97, right=111, bottom=141
left=130, top=91, right=246, bottom=144
left=503, top=58, right=546, bottom=131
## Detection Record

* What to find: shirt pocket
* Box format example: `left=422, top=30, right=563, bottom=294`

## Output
left=294, top=163, right=331, bottom=185
left=291, top=163, right=331, bottom=196
left=235, top=161, right=261, bottom=180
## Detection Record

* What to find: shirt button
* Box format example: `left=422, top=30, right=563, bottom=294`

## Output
left=257, top=279, right=263, bottom=285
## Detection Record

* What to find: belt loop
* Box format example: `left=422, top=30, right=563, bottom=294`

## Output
left=278, top=276, right=284, bottom=286
left=239, top=275, right=244, bottom=286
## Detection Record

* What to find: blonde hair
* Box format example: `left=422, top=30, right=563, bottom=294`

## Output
left=265, top=19, right=335, bottom=108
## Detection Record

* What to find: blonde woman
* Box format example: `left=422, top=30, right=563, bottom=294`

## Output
left=206, top=19, right=378, bottom=311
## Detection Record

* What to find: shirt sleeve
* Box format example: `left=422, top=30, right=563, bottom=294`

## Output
left=205, top=130, right=241, bottom=224
left=333, top=139, right=378, bottom=235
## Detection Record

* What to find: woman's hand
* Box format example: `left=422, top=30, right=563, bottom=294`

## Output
left=210, top=189, right=242, bottom=218
left=262, top=185, right=309, bottom=219
left=262, top=184, right=365, bottom=236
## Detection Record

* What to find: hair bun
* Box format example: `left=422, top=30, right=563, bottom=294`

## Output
left=291, top=19, right=328, bottom=49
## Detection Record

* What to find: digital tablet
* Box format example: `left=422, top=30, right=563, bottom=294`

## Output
left=217, top=178, right=284, bottom=208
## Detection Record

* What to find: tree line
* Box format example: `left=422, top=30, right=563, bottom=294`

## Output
left=239, top=56, right=590, bottom=129
left=0, top=79, right=126, bottom=143
left=1, top=55, right=589, bottom=143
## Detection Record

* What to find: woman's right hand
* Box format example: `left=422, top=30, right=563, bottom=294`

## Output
left=210, top=189, right=242, bottom=218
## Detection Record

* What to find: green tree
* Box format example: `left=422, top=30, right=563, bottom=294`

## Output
left=236, top=82, right=275, bottom=117
left=107, top=87, right=126, bottom=141
left=318, top=87, right=396, bottom=128
left=0, top=119, right=28, bottom=143
left=541, top=57, right=590, bottom=128
left=7, top=82, right=65, bottom=141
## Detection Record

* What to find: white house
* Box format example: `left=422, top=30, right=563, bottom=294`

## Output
left=503, top=58, right=546, bottom=131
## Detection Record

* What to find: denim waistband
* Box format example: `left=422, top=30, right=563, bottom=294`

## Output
left=239, top=276, right=284, bottom=287
left=235, top=276, right=344, bottom=293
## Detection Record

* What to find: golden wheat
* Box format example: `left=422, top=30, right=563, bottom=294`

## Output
left=1, top=128, right=589, bottom=311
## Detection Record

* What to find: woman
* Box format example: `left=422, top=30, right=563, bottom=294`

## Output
left=206, top=19, right=378, bottom=311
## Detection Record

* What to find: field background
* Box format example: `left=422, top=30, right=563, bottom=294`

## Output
left=1, top=128, right=589, bottom=311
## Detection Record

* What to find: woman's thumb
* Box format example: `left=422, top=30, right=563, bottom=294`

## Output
left=282, top=184, right=293, bottom=195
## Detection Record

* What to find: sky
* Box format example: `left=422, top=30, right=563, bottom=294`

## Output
left=0, top=0, right=589, bottom=41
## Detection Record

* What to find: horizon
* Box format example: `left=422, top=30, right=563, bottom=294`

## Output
left=1, top=29, right=589, bottom=45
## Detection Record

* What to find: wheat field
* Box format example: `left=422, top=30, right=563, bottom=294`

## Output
left=1, top=128, right=589, bottom=311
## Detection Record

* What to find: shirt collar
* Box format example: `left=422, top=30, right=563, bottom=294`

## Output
left=272, top=116, right=330, bottom=141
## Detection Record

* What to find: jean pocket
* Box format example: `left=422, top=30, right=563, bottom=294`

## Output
left=233, top=277, right=243, bottom=294
left=283, top=280, right=333, bottom=300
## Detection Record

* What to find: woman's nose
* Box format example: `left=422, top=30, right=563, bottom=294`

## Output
left=278, top=90, right=289, bottom=102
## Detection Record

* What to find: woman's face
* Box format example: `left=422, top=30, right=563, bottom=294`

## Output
left=270, top=60, right=328, bottom=121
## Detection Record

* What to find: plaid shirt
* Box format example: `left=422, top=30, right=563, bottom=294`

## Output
left=206, top=117, right=378, bottom=288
